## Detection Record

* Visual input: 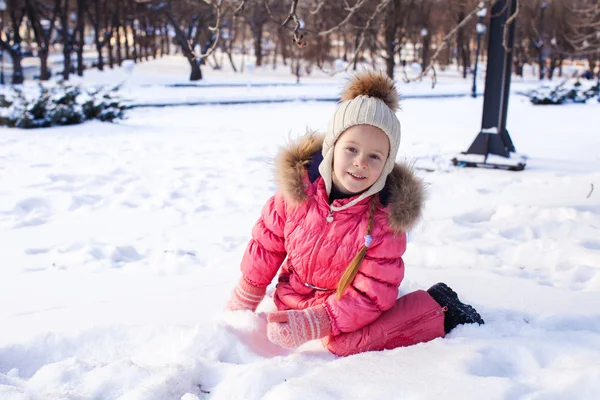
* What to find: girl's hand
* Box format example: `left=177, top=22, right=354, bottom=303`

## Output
left=266, top=305, right=331, bottom=348
left=225, top=277, right=266, bottom=312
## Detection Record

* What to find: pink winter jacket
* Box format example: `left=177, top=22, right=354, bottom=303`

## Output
left=240, top=134, right=426, bottom=336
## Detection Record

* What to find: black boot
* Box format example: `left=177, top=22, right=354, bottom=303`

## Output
left=427, top=282, right=484, bottom=334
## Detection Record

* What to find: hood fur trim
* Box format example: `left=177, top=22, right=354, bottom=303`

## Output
left=275, top=132, right=323, bottom=206
left=274, top=133, right=426, bottom=233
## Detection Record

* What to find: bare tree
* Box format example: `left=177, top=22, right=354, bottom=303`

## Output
left=57, top=0, right=85, bottom=80
left=151, top=0, right=221, bottom=80
left=25, top=0, right=60, bottom=80
left=453, top=0, right=477, bottom=78
left=1, top=0, right=26, bottom=84
left=75, top=0, right=85, bottom=75
left=247, top=1, right=268, bottom=66
left=87, top=0, right=105, bottom=71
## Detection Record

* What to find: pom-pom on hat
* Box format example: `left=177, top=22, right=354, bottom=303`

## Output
left=319, top=71, right=402, bottom=211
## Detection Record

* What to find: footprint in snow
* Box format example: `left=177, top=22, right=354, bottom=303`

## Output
left=467, top=346, right=542, bottom=379
left=579, top=239, right=600, bottom=251
left=11, top=197, right=52, bottom=228
left=452, top=208, right=495, bottom=225
left=24, top=248, right=52, bottom=255
left=68, top=194, right=103, bottom=211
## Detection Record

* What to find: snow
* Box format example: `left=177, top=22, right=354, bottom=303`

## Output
left=1, top=56, right=600, bottom=399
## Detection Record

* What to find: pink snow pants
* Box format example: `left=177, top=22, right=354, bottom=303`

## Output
left=323, top=290, right=446, bottom=357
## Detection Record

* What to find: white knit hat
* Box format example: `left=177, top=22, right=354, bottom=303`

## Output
left=319, top=71, right=401, bottom=211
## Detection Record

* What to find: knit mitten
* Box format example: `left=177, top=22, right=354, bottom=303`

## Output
left=267, top=305, right=332, bottom=348
left=427, top=282, right=484, bottom=333
left=225, top=277, right=267, bottom=312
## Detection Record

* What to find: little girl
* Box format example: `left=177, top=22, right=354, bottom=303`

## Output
left=226, top=71, right=484, bottom=356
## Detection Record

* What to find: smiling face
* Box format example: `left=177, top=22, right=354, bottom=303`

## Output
left=332, top=124, right=390, bottom=195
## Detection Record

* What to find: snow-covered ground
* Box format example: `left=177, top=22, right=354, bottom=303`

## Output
left=1, top=57, right=600, bottom=399
left=5, top=55, right=561, bottom=107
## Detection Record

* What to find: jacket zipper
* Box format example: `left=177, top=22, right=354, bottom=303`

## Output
left=306, top=204, right=336, bottom=279
left=383, top=306, right=444, bottom=339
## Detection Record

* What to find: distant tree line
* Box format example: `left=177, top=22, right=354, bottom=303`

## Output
left=0, top=0, right=598, bottom=84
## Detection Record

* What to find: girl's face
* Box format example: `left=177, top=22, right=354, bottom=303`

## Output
left=332, top=125, right=390, bottom=195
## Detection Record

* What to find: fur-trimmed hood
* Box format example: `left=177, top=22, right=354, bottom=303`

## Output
left=274, top=133, right=426, bottom=233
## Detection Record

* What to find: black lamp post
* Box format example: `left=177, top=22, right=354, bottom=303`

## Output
left=0, top=0, right=6, bottom=85
left=538, top=1, right=548, bottom=80
left=420, top=27, right=428, bottom=68
left=472, top=6, right=487, bottom=98
left=452, top=0, right=524, bottom=171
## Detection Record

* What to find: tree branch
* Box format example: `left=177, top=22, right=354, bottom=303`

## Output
left=317, top=0, right=367, bottom=36
left=403, top=0, right=496, bottom=87
left=503, top=0, right=519, bottom=52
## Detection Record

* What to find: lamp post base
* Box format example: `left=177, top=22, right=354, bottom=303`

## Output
left=451, top=153, right=527, bottom=171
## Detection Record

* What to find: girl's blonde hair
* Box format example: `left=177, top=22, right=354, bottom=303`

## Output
left=336, top=197, right=378, bottom=299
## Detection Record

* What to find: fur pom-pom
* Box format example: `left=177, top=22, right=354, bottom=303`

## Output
left=340, top=71, right=400, bottom=111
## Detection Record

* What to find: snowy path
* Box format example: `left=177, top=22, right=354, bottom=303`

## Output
left=1, top=97, right=599, bottom=399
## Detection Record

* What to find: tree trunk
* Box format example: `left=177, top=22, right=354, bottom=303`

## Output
left=11, top=53, right=25, bottom=84
left=62, top=54, right=71, bottom=80
left=440, top=44, right=451, bottom=70
left=240, top=23, right=246, bottom=72
left=0, top=41, right=25, bottom=84
left=141, top=20, right=148, bottom=61
left=370, top=46, right=377, bottom=69
left=513, top=42, right=523, bottom=77
left=252, top=26, right=263, bottom=66
left=292, top=45, right=300, bottom=83
left=227, top=50, right=238, bottom=72
left=132, top=22, right=138, bottom=62
left=106, top=30, right=114, bottom=68
left=25, top=20, right=33, bottom=50
left=143, top=18, right=150, bottom=61
left=587, top=55, right=598, bottom=77
left=139, top=22, right=145, bottom=61
left=77, top=0, right=85, bottom=76
left=278, top=27, right=288, bottom=66
left=353, top=29, right=360, bottom=70
left=342, top=30, right=348, bottom=61
left=384, top=0, right=398, bottom=79
left=548, top=51, right=559, bottom=80
left=160, top=22, right=166, bottom=56
left=413, top=37, right=418, bottom=60
left=164, top=23, right=170, bottom=55
left=95, top=30, right=104, bottom=71
left=465, top=42, right=471, bottom=75
left=421, top=34, right=431, bottom=72
left=160, top=6, right=202, bottom=80
left=459, top=26, right=471, bottom=79
left=92, top=0, right=104, bottom=71
left=272, top=35, right=278, bottom=70
left=397, top=44, right=404, bottom=69
left=124, top=22, right=131, bottom=60
left=187, top=58, right=202, bottom=80
left=151, top=18, right=158, bottom=59
left=61, top=0, right=71, bottom=81
left=103, top=1, right=113, bottom=69
left=25, top=0, right=53, bottom=80
left=514, top=55, right=523, bottom=77
left=115, top=2, right=122, bottom=65
left=538, top=47, right=544, bottom=79
left=38, top=48, right=50, bottom=80
left=138, top=34, right=144, bottom=61
left=558, top=54, right=564, bottom=77
left=456, top=11, right=467, bottom=78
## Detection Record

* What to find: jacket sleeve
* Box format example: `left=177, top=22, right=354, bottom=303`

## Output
left=240, top=191, right=288, bottom=288
left=325, top=232, right=406, bottom=335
